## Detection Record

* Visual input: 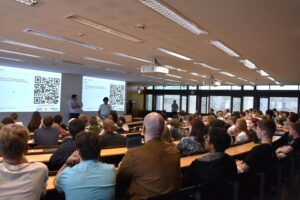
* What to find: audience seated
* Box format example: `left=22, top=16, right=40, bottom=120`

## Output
left=236, top=119, right=277, bottom=173
left=276, top=122, right=300, bottom=156
left=0, top=124, right=48, bottom=200
left=116, top=116, right=129, bottom=134
left=248, top=118, right=260, bottom=143
left=234, top=118, right=250, bottom=144
left=10, top=112, right=23, bottom=125
left=184, top=127, right=237, bottom=200
left=34, top=115, right=59, bottom=146
left=116, top=112, right=181, bottom=199
left=89, top=115, right=101, bottom=134
left=55, top=131, right=115, bottom=200
left=49, top=119, right=85, bottom=170
left=1, top=117, right=14, bottom=125
left=99, top=119, right=126, bottom=148
left=161, top=124, right=173, bottom=143
left=52, top=114, right=68, bottom=138
left=178, top=118, right=206, bottom=156
left=167, top=118, right=183, bottom=140
left=27, top=111, right=42, bottom=132
left=78, top=114, right=89, bottom=129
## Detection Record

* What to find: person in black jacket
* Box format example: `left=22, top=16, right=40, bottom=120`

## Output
left=184, top=127, right=237, bottom=199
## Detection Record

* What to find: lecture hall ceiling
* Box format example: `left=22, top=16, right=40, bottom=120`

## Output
left=0, top=0, right=299, bottom=86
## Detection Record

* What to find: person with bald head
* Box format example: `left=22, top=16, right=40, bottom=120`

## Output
left=116, top=112, right=181, bottom=200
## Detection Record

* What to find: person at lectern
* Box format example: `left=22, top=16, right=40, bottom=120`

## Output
left=98, top=97, right=112, bottom=120
left=68, top=94, right=83, bottom=119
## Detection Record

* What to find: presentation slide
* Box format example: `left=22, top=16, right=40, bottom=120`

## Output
left=0, top=65, right=61, bottom=112
left=82, top=76, right=126, bottom=111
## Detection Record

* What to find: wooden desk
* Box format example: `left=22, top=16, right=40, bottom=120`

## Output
left=47, top=176, right=55, bottom=191
left=127, top=121, right=143, bottom=126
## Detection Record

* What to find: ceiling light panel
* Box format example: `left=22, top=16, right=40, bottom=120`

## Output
left=165, top=74, right=182, bottom=79
left=210, top=40, right=240, bottom=57
left=0, top=56, right=23, bottom=62
left=239, top=59, right=257, bottom=69
left=16, top=0, right=37, bottom=6
left=0, top=38, right=65, bottom=54
left=139, top=0, right=207, bottom=35
left=105, top=68, right=126, bottom=74
left=65, top=14, right=142, bottom=43
left=111, top=52, right=152, bottom=63
left=157, top=48, right=192, bottom=61
left=84, top=57, right=121, bottom=66
left=194, top=62, right=220, bottom=71
left=190, top=72, right=207, bottom=78
left=0, top=49, right=41, bottom=58
left=23, top=29, right=103, bottom=50
left=219, top=71, right=235, bottom=77
left=256, top=69, right=269, bottom=76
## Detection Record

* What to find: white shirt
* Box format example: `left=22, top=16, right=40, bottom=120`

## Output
left=68, top=99, right=83, bottom=114
left=0, top=162, right=48, bottom=200
left=236, top=131, right=249, bottom=143
left=99, top=103, right=112, bottom=118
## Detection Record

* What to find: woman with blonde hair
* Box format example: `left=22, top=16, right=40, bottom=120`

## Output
left=235, top=118, right=250, bottom=143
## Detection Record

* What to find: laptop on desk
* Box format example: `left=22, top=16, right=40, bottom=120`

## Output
left=126, top=133, right=142, bottom=148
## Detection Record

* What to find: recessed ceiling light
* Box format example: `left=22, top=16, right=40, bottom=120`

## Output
left=275, top=81, right=281, bottom=85
left=219, top=71, right=235, bottom=77
left=267, top=76, right=275, bottom=81
left=165, top=78, right=180, bottom=83
left=157, top=48, right=192, bottom=61
left=23, top=29, right=103, bottom=50
left=105, top=68, right=126, bottom=74
left=249, top=81, right=256, bottom=85
left=210, top=40, right=240, bottom=57
left=16, top=0, right=37, bottom=6
left=190, top=72, right=207, bottom=78
left=225, top=82, right=234, bottom=85
left=238, top=77, right=248, bottom=82
left=111, top=52, right=152, bottom=63
left=139, top=0, right=207, bottom=35
left=65, top=14, right=142, bottom=43
left=0, top=49, right=41, bottom=58
left=239, top=59, right=257, bottom=69
left=0, top=56, right=23, bottom=62
left=194, top=62, right=220, bottom=71
left=165, top=74, right=182, bottom=79
left=165, top=65, right=188, bottom=72
left=256, top=69, right=269, bottom=76
left=0, top=38, right=65, bottom=54
left=84, top=57, right=121, bottom=66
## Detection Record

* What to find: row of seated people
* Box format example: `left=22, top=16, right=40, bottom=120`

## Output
left=1, top=112, right=300, bottom=200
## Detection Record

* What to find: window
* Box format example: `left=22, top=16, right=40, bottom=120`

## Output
left=210, top=85, right=232, bottom=90
left=199, top=86, right=209, bottom=90
left=163, top=86, right=181, bottom=90
left=232, top=86, right=242, bottom=90
left=257, top=85, right=270, bottom=90
left=163, top=95, right=180, bottom=112
left=188, top=95, right=197, bottom=114
left=260, top=98, right=269, bottom=113
left=232, top=97, right=241, bottom=112
left=244, top=85, right=254, bottom=90
left=210, top=96, right=231, bottom=111
left=154, top=85, right=164, bottom=90
left=269, top=97, right=298, bottom=112
left=146, top=86, right=153, bottom=90
left=201, top=96, right=208, bottom=113
left=270, top=85, right=299, bottom=90
left=146, top=95, right=153, bottom=111
left=189, top=86, right=197, bottom=90
left=243, top=96, right=254, bottom=110
left=181, top=96, right=187, bottom=112
left=156, top=95, right=163, bottom=111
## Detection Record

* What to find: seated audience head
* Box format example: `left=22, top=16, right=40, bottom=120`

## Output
left=68, top=119, right=85, bottom=138
left=256, top=119, right=276, bottom=140
left=289, top=122, right=300, bottom=139
left=231, top=111, right=241, bottom=119
left=143, top=112, right=165, bottom=142
left=287, top=112, right=299, bottom=124
left=161, top=124, right=172, bottom=143
left=170, top=118, right=180, bottom=128
left=265, top=109, right=274, bottom=120
left=190, top=118, right=205, bottom=144
left=10, top=112, right=18, bottom=122
left=206, top=127, right=231, bottom=153
left=228, top=116, right=237, bottom=126
left=89, top=116, right=99, bottom=126
left=209, top=119, right=226, bottom=129
left=240, top=111, right=246, bottom=118
left=43, top=115, right=54, bottom=127
left=75, top=131, right=100, bottom=161
left=249, top=118, right=260, bottom=130
left=53, top=114, right=63, bottom=125
left=0, top=124, right=29, bottom=160
left=79, top=114, right=89, bottom=126
left=103, top=118, right=116, bottom=134
left=1, top=117, right=15, bottom=125
left=118, top=116, right=126, bottom=124
left=236, top=118, right=248, bottom=132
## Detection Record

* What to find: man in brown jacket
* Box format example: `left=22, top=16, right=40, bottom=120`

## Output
left=116, top=112, right=181, bottom=200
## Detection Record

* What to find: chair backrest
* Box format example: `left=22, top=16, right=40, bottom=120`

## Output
left=122, top=115, right=133, bottom=123
left=147, top=186, right=198, bottom=200
left=126, top=133, right=142, bottom=148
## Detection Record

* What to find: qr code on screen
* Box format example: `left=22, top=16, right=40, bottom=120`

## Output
left=34, top=76, right=60, bottom=104
left=109, top=84, right=125, bottom=106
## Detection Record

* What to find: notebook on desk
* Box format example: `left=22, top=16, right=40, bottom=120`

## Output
left=126, top=133, right=142, bottom=148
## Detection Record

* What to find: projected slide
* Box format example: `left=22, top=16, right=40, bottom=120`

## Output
left=82, top=76, right=126, bottom=111
left=0, top=65, right=61, bottom=112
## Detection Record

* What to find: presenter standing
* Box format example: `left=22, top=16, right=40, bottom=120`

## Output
left=68, top=94, right=83, bottom=119
left=98, top=97, right=112, bottom=119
